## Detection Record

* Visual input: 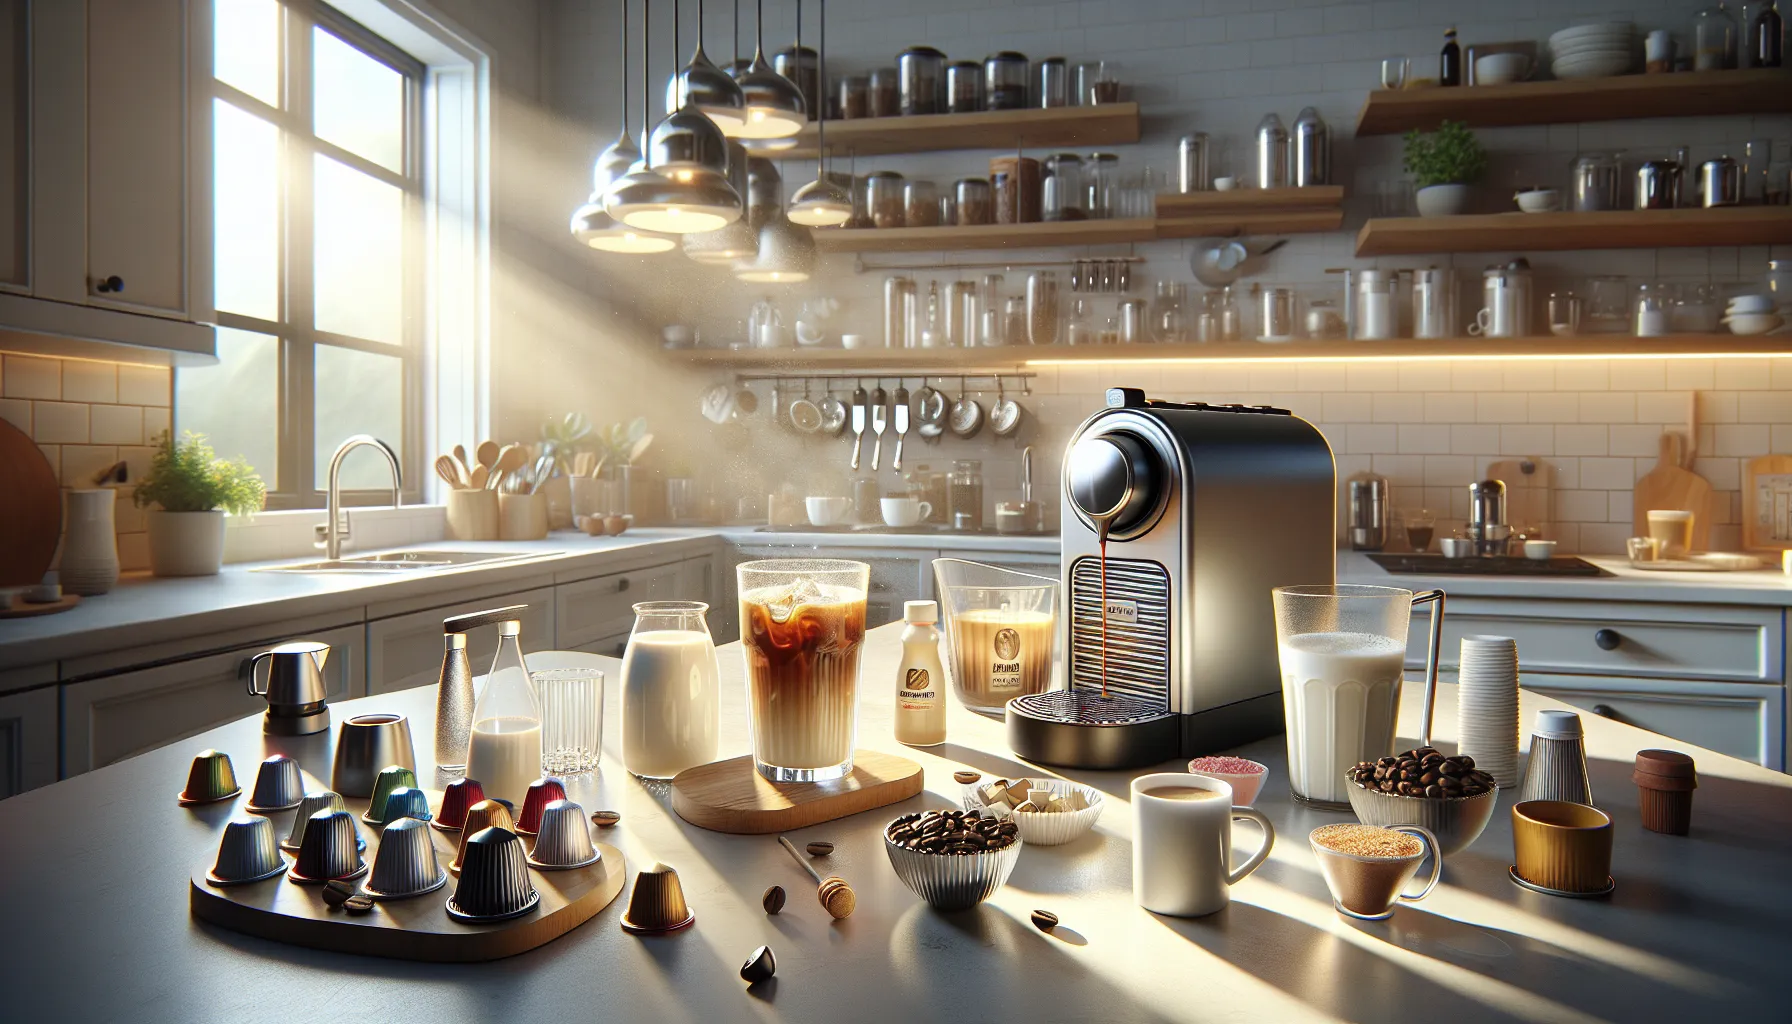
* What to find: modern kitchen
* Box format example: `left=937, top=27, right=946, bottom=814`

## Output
left=1, top=0, right=1790, bottom=1020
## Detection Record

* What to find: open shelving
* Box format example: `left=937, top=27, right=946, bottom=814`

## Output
left=1154, top=186, right=1345, bottom=238
left=743, top=103, right=1141, bottom=159
left=1355, top=207, right=1792, bottom=256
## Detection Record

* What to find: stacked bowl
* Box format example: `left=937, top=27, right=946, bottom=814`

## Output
left=1724, top=294, right=1784, bottom=335
left=1457, top=636, right=1521, bottom=787
left=1549, top=23, right=1634, bottom=79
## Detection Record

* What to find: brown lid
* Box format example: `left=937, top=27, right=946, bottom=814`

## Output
left=1632, top=770, right=1697, bottom=792
left=1634, top=749, right=1697, bottom=778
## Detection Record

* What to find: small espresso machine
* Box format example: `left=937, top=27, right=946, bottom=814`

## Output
left=1007, top=388, right=1335, bottom=768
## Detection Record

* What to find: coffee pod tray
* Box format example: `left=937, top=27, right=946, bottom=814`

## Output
left=189, top=776, right=625, bottom=962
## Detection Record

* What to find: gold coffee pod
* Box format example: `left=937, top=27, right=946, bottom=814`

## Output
left=621, top=862, right=695, bottom=934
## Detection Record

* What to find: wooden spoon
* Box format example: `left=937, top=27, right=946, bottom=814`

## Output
left=475, top=440, right=500, bottom=473
left=453, top=444, right=472, bottom=479
left=434, top=454, right=465, bottom=489
left=468, top=465, right=489, bottom=490
left=488, top=444, right=526, bottom=490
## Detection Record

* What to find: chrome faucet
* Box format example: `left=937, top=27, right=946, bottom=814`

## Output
left=317, top=435, right=402, bottom=559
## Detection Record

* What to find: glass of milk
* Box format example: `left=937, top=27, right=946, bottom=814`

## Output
left=1272, top=585, right=1446, bottom=808
left=620, top=601, right=720, bottom=779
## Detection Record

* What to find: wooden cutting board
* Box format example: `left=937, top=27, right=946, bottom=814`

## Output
left=1485, top=457, right=1555, bottom=536
left=0, top=418, right=61, bottom=587
left=1633, top=432, right=1712, bottom=551
left=670, top=750, right=924, bottom=834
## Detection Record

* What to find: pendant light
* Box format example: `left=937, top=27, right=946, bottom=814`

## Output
left=735, top=158, right=814, bottom=283
left=570, top=0, right=674, bottom=253
left=682, top=139, right=759, bottom=263
left=670, top=0, right=746, bottom=134
left=787, top=0, right=850, bottom=226
left=733, top=0, right=806, bottom=139
left=605, top=0, right=743, bottom=234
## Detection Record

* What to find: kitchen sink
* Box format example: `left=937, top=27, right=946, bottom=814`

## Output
left=254, top=550, right=556, bottom=574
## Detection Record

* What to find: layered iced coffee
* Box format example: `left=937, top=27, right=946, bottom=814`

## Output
left=738, top=560, right=870, bottom=783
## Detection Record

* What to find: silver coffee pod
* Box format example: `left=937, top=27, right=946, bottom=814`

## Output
left=365, top=817, right=449, bottom=900
left=207, top=816, right=288, bottom=886
left=331, top=714, right=416, bottom=797
left=289, top=809, right=369, bottom=884
left=525, top=799, right=602, bottom=870
left=244, top=754, right=305, bottom=813
left=282, top=790, right=365, bottom=853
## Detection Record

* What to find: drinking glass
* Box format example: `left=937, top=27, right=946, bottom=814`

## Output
left=1400, top=509, right=1437, bottom=552
left=1273, top=585, right=1444, bottom=808
left=737, top=560, right=870, bottom=783
left=534, top=667, right=603, bottom=775
left=931, top=558, right=1058, bottom=714
left=1380, top=57, right=1410, bottom=90
left=1027, top=271, right=1061, bottom=346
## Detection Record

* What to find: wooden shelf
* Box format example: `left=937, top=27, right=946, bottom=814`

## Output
left=1356, top=68, right=1792, bottom=136
left=675, top=335, right=1792, bottom=371
left=1155, top=186, right=1345, bottom=238
left=1355, top=207, right=1792, bottom=256
left=813, top=218, right=1156, bottom=253
left=746, top=103, right=1140, bottom=159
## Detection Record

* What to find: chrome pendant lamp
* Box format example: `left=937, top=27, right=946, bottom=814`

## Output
left=682, top=139, right=759, bottom=263
left=570, top=0, right=674, bottom=252
left=605, top=0, right=743, bottom=234
left=670, top=0, right=746, bottom=134
left=733, top=0, right=806, bottom=140
left=787, top=0, right=850, bottom=226
left=735, top=158, right=814, bottom=283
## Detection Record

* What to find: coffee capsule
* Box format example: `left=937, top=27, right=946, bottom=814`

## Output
left=282, top=791, right=364, bottom=853
left=365, top=817, right=448, bottom=900
left=526, top=799, right=601, bottom=870
left=331, top=714, right=416, bottom=798
left=433, top=778, right=486, bottom=832
left=451, top=800, right=516, bottom=874
left=289, top=809, right=369, bottom=884
left=372, top=786, right=433, bottom=827
left=740, top=945, right=776, bottom=984
left=445, top=827, right=540, bottom=922
left=514, top=777, right=568, bottom=836
left=363, top=765, right=421, bottom=824
left=244, top=755, right=304, bottom=813
left=179, top=749, right=241, bottom=805
left=207, top=816, right=287, bottom=886
left=621, top=862, right=695, bottom=934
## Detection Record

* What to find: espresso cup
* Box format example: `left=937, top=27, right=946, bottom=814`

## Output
left=805, top=496, right=852, bottom=526
left=880, top=496, right=932, bottom=527
left=1511, top=800, right=1613, bottom=894
left=1132, top=773, right=1274, bottom=917
left=1309, top=823, right=1441, bottom=920
left=1646, top=509, right=1694, bottom=560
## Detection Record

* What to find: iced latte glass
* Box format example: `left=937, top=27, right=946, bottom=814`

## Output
left=737, top=559, right=870, bottom=783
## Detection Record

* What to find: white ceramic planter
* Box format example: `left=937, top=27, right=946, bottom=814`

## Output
left=60, top=489, right=120, bottom=595
left=1415, top=183, right=1471, bottom=216
left=146, top=509, right=226, bottom=577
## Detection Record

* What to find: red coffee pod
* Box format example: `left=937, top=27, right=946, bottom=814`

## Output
left=514, top=777, right=568, bottom=836
left=433, top=777, right=487, bottom=832
left=1632, top=749, right=1697, bottom=836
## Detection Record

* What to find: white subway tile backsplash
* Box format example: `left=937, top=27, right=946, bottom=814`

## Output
left=1397, top=424, right=1450, bottom=454
left=117, top=364, right=172, bottom=407
left=32, top=401, right=89, bottom=444
left=1578, top=392, right=1636, bottom=423
left=1500, top=424, right=1554, bottom=455
left=1555, top=489, right=1610, bottom=523
left=1477, top=393, right=1527, bottom=423
left=1607, top=491, right=1633, bottom=525
left=1554, top=360, right=1610, bottom=391
left=1449, top=424, right=1499, bottom=454
left=0, top=397, right=29, bottom=433
left=60, top=445, right=118, bottom=486
left=144, top=406, right=171, bottom=440
left=1502, top=362, right=1555, bottom=393
left=1608, top=360, right=1667, bottom=391
left=1714, top=424, right=1770, bottom=457
left=1714, top=359, right=1775, bottom=391
left=1323, top=392, right=1373, bottom=421
left=1527, top=392, right=1578, bottom=423
left=1609, top=425, right=1663, bottom=457
left=90, top=404, right=143, bottom=446
left=1738, top=392, right=1792, bottom=423
left=1554, top=425, right=1609, bottom=457
left=1696, top=456, right=1741, bottom=491
left=61, top=361, right=117, bottom=404
left=1347, top=423, right=1398, bottom=454
left=1373, top=393, right=1424, bottom=423
left=1632, top=391, right=1686, bottom=424
left=1579, top=457, right=1634, bottom=490
left=3, top=355, right=59, bottom=399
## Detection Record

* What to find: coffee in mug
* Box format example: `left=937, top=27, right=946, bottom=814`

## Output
left=1308, top=823, right=1440, bottom=920
left=1143, top=786, right=1224, bottom=801
left=1132, top=773, right=1275, bottom=917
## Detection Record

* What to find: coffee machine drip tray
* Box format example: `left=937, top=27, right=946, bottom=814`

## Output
left=1006, top=691, right=1179, bottom=771
left=1368, top=554, right=1610, bottom=577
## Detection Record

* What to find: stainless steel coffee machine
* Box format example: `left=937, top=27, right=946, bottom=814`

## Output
left=1007, top=388, right=1336, bottom=768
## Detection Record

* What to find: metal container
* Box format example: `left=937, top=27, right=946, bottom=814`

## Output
left=946, top=61, right=983, bottom=113
left=1347, top=474, right=1389, bottom=551
left=897, top=46, right=945, bottom=116
left=1548, top=291, right=1582, bottom=335
left=1258, top=286, right=1295, bottom=340
left=1291, top=107, right=1329, bottom=187
left=1411, top=267, right=1457, bottom=339
left=1255, top=113, right=1289, bottom=190
left=1466, top=479, right=1512, bottom=556
left=1177, top=133, right=1211, bottom=193
left=330, top=713, right=417, bottom=797
left=1036, top=56, right=1069, bottom=107
left=1698, top=156, right=1741, bottom=207
left=1635, top=160, right=1681, bottom=209
left=773, top=46, right=820, bottom=120
left=1476, top=262, right=1533, bottom=338
left=244, top=640, right=334, bottom=735
left=984, top=51, right=1029, bottom=110
left=1570, top=153, right=1622, bottom=211
left=1119, top=298, right=1148, bottom=343
left=866, top=171, right=905, bottom=227
left=1355, top=269, right=1399, bottom=340
left=884, top=276, right=916, bottom=348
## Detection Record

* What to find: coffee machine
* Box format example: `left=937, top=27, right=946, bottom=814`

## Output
left=1007, top=388, right=1335, bottom=768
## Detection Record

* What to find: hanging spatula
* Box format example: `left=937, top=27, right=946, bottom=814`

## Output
left=848, top=382, right=868, bottom=470
left=891, top=383, right=910, bottom=470
left=869, top=382, right=888, bottom=471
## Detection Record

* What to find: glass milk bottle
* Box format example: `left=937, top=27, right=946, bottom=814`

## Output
left=895, top=600, right=947, bottom=746
left=464, top=618, right=542, bottom=807
left=620, top=601, right=720, bottom=778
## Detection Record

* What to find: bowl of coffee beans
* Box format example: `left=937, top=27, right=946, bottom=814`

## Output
left=1344, top=746, right=1499, bottom=857
left=883, top=809, right=1022, bottom=911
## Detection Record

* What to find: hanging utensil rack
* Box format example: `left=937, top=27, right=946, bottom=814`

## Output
left=729, top=371, right=1034, bottom=391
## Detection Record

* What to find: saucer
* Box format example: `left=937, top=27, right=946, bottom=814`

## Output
left=1508, top=865, right=1614, bottom=899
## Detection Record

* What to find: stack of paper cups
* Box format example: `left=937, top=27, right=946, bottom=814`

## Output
left=1457, top=635, right=1520, bottom=787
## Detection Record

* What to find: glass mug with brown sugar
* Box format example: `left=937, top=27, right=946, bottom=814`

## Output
left=1308, top=823, right=1441, bottom=920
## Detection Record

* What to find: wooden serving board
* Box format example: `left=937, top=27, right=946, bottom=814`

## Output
left=1632, top=433, right=1712, bottom=551
left=670, top=749, right=924, bottom=835
left=0, top=594, right=81, bottom=619
left=189, top=791, right=625, bottom=962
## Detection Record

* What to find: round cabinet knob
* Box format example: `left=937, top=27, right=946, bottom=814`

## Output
left=94, top=275, right=124, bottom=294
left=1066, top=431, right=1158, bottom=534
left=1591, top=703, right=1619, bottom=720
left=1593, top=628, right=1621, bottom=651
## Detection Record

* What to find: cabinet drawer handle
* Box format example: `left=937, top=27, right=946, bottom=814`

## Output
left=94, top=275, right=124, bottom=294
left=1591, top=703, right=1619, bottom=720
left=1593, top=628, right=1622, bottom=651
left=616, top=577, right=630, bottom=593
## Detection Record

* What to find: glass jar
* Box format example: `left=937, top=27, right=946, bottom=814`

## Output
left=990, top=155, right=1042, bottom=223
left=946, top=61, right=983, bottom=113
left=898, top=46, right=945, bottom=116
left=773, top=46, right=821, bottom=120
left=838, top=75, right=869, bottom=119
left=1694, top=3, right=1740, bottom=69
left=619, top=601, right=720, bottom=780
left=1634, top=282, right=1672, bottom=336
left=954, top=177, right=992, bottom=225
left=1036, top=56, right=1069, bottom=107
left=1306, top=298, right=1346, bottom=339
left=1065, top=298, right=1095, bottom=345
left=1003, top=295, right=1028, bottom=345
left=1585, top=275, right=1629, bottom=332
left=984, top=51, right=1029, bottom=110
left=868, top=66, right=900, bottom=117
left=865, top=171, right=905, bottom=228
left=904, top=179, right=940, bottom=227
left=1151, top=280, right=1188, bottom=342
left=1043, top=153, right=1086, bottom=221
left=948, top=460, right=984, bottom=531
left=1087, top=59, right=1120, bottom=104
left=1084, top=152, right=1119, bottom=218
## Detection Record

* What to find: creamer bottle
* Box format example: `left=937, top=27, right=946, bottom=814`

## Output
left=895, top=600, right=947, bottom=746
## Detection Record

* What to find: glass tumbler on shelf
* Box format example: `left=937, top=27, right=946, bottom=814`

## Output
left=1380, top=56, right=1410, bottom=90
left=1152, top=280, right=1188, bottom=342
left=620, top=601, right=720, bottom=780
left=1693, top=3, right=1740, bottom=69
left=534, top=666, right=603, bottom=776
left=737, top=560, right=870, bottom=783
left=1027, top=271, right=1061, bottom=346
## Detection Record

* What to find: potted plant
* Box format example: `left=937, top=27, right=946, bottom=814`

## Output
left=597, top=417, right=654, bottom=518
left=133, top=431, right=265, bottom=576
left=1404, top=120, right=1488, bottom=216
left=538, top=412, right=594, bottom=530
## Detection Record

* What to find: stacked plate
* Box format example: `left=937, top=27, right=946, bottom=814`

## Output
left=1458, top=635, right=1520, bottom=787
left=1549, top=22, right=1635, bottom=79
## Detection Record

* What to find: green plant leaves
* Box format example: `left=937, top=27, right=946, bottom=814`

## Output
left=1402, top=120, right=1488, bottom=189
left=133, top=431, right=266, bottom=516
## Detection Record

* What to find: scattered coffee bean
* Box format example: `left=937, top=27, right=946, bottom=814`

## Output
left=322, top=879, right=357, bottom=908
left=1031, top=909, right=1059, bottom=932
left=740, top=945, right=777, bottom=984
left=342, top=893, right=375, bottom=915
left=762, top=885, right=786, bottom=915
left=591, top=810, right=621, bottom=828
left=806, top=841, right=834, bottom=857
left=953, top=770, right=982, bottom=785
left=1349, top=746, right=1491, bottom=798
left=885, top=810, right=1018, bottom=855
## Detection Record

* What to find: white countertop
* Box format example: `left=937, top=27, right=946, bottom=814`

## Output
left=1339, top=551, right=1792, bottom=606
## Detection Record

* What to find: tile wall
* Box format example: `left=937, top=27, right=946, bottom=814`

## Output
left=0, top=352, right=171, bottom=572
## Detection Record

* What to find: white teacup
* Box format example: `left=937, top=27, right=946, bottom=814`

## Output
left=805, top=496, right=852, bottom=526
left=1132, top=773, right=1275, bottom=917
left=880, top=497, right=932, bottom=528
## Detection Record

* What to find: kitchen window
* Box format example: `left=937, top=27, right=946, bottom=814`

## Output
left=179, top=0, right=426, bottom=507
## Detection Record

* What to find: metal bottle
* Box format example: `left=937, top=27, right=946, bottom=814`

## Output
left=1256, top=113, right=1289, bottom=189
left=1177, top=133, right=1211, bottom=193
left=1291, top=107, right=1330, bottom=187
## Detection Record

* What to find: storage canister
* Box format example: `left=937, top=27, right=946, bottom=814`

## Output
left=898, top=46, right=946, bottom=115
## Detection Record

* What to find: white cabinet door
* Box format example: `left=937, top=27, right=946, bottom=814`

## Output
left=0, top=686, right=57, bottom=797
left=61, top=623, right=366, bottom=776
left=679, top=553, right=720, bottom=639
left=1524, top=672, right=1785, bottom=770
left=569, top=632, right=633, bottom=660
left=0, top=0, right=26, bottom=292
left=556, top=560, right=685, bottom=651
left=365, top=588, right=556, bottom=697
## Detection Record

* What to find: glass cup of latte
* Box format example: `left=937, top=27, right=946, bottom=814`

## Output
left=737, top=559, right=871, bottom=783
left=931, top=558, right=1058, bottom=714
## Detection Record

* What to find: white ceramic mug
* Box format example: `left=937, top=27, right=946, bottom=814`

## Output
left=805, top=496, right=852, bottom=526
left=1132, top=773, right=1275, bottom=917
left=880, top=496, right=932, bottom=527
